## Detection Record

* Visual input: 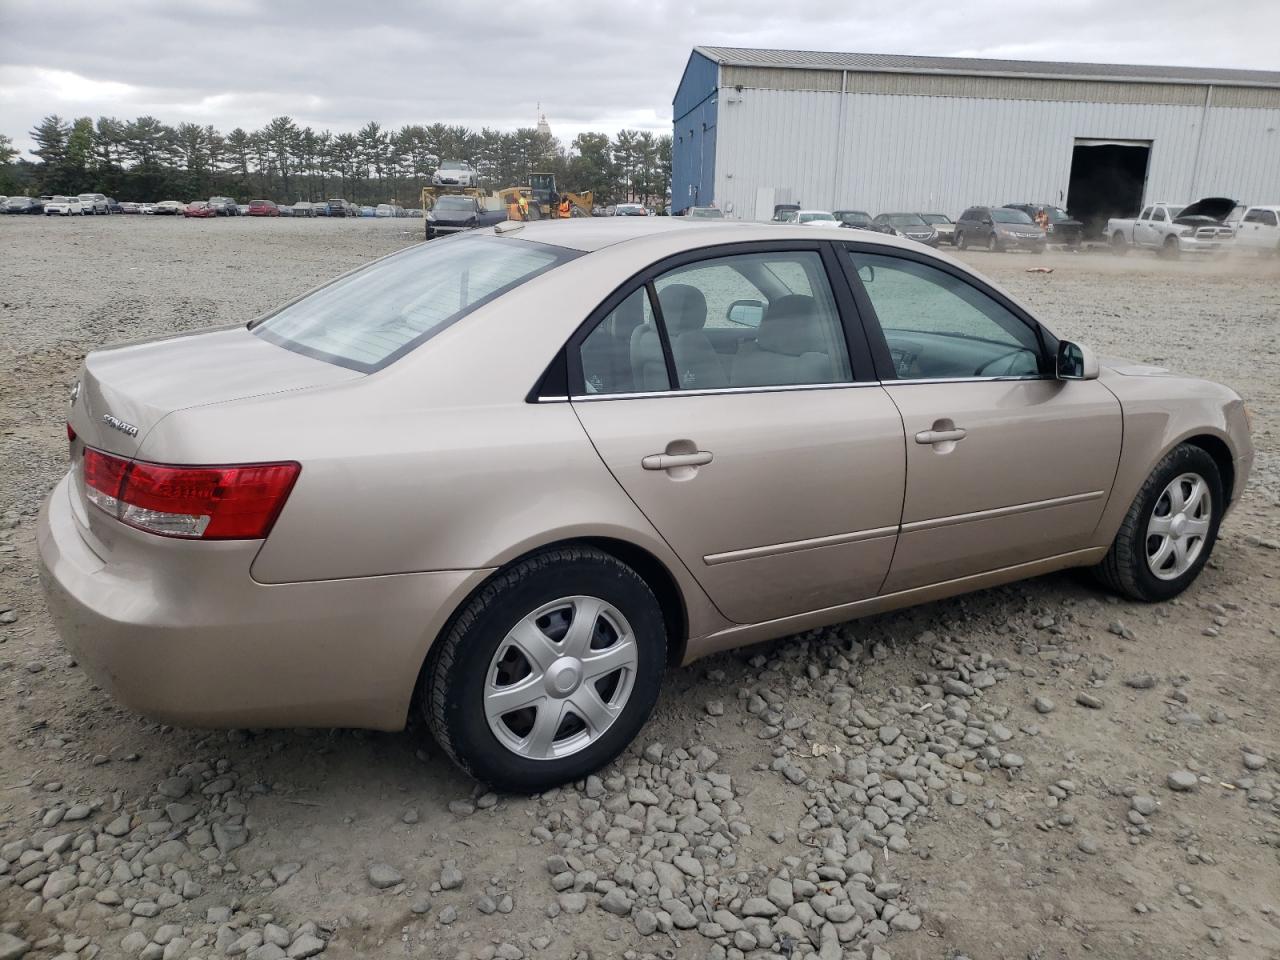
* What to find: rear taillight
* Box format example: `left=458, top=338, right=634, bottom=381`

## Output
left=82, top=448, right=300, bottom=540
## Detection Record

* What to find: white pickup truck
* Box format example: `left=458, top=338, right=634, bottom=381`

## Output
left=1106, top=197, right=1236, bottom=257
left=1228, top=205, right=1280, bottom=256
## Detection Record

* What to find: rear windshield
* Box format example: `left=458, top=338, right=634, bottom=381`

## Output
left=252, top=235, right=578, bottom=372
left=436, top=196, right=474, bottom=210
left=887, top=214, right=926, bottom=227
left=991, top=208, right=1033, bottom=224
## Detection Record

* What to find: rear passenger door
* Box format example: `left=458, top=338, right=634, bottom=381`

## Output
left=570, top=243, right=906, bottom=625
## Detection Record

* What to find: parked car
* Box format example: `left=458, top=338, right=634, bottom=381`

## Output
left=4, top=196, right=45, bottom=214
left=955, top=206, right=1046, bottom=253
left=686, top=206, right=725, bottom=220
left=919, top=213, right=956, bottom=245
left=118, top=202, right=141, bottom=214
left=292, top=202, right=316, bottom=218
left=360, top=205, right=375, bottom=217
left=209, top=197, right=240, bottom=216
left=106, top=197, right=123, bottom=215
left=613, top=203, right=647, bottom=217
left=426, top=195, right=506, bottom=238
left=153, top=200, right=185, bottom=215
left=314, top=203, right=331, bottom=217
left=44, top=196, right=85, bottom=216
left=1004, top=203, right=1083, bottom=247
left=183, top=201, right=217, bottom=219
left=770, top=203, right=800, bottom=223
left=374, top=203, right=400, bottom=218
left=326, top=198, right=354, bottom=218
left=40, top=219, right=1253, bottom=792
left=1106, top=198, right=1236, bottom=258
left=248, top=200, right=280, bottom=217
left=796, top=210, right=838, bottom=226
left=1231, top=205, right=1280, bottom=256
left=141, top=203, right=156, bottom=215
left=873, top=213, right=939, bottom=246
left=432, top=160, right=479, bottom=187
left=77, top=193, right=110, bottom=215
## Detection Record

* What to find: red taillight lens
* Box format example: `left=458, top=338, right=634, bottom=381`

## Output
left=82, top=448, right=299, bottom=540
left=66, top=423, right=77, bottom=442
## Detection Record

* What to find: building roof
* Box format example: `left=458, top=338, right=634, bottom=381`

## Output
left=693, top=45, right=1280, bottom=89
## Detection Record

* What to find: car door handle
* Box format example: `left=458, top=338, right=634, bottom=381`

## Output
left=915, top=428, right=967, bottom=444
left=642, top=451, right=714, bottom=470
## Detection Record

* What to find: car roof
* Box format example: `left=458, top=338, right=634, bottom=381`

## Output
left=479, top=217, right=936, bottom=254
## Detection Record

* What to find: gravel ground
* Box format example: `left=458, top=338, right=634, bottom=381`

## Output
left=1, top=216, right=1278, bottom=960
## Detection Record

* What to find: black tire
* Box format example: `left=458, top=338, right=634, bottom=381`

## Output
left=987, top=233, right=1001, bottom=253
left=422, top=546, right=667, bottom=792
left=1162, top=235, right=1181, bottom=260
left=1111, top=232, right=1128, bottom=256
left=956, top=231, right=967, bottom=250
left=1093, top=444, right=1223, bottom=602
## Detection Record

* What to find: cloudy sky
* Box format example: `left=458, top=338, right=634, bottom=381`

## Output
left=2, top=0, right=1277, bottom=154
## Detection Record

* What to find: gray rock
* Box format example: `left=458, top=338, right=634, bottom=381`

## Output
left=1078, top=836, right=1099, bottom=854
left=287, top=933, right=326, bottom=958
left=600, top=888, right=632, bottom=916
left=1243, top=753, right=1267, bottom=771
left=213, top=822, right=249, bottom=855
left=1033, top=696, right=1056, bottom=714
left=1076, top=693, right=1104, bottom=709
left=742, top=896, right=780, bottom=917
left=634, top=908, right=658, bottom=936
left=367, top=862, right=403, bottom=889
left=271, top=862, right=302, bottom=885
left=557, top=892, right=587, bottom=914
left=439, top=859, right=463, bottom=890
left=156, top=776, right=191, bottom=799
left=1131, top=795, right=1158, bottom=816
left=1167, top=770, right=1198, bottom=792
left=1124, top=674, right=1157, bottom=689
left=0, top=933, right=30, bottom=960
left=438, top=905, right=458, bottom=924
left=144, top=839, right=187, bottom=866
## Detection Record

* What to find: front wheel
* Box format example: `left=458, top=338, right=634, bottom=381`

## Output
left=422, top=546, right=667, bottom=792
left=956, top=231, right=967, bottom=250
left=1162, top=236, right=1181, bottom=259
left=987, top=233, right=1001, bottom=253
left=1094, top=444, right=1223, bottom=602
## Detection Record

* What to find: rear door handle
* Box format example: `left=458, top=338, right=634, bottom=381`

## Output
left=642, top=451, right=714, bottom=470
left=915, top=428, right=967, bottom=444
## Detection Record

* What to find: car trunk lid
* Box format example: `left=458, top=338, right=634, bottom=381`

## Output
left=71, top=326, right=361, bottom=459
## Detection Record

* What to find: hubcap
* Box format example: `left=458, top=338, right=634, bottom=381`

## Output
left=1146, top=472, right=1212, bottom=580
left=484, top=596, right=638, bottom=760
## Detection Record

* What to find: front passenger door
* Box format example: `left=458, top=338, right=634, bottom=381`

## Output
left=843, top=246, right=1122, bottom=592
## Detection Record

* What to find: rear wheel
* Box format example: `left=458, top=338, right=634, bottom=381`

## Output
left=1111, top=232, right=1128, bottom=256
left=422, top=546, right=667, bottom=792
left=1094, top=444, right=1222, bottom=602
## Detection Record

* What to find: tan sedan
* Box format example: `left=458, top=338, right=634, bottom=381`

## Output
left=38, top=219, right=1253, bottom=791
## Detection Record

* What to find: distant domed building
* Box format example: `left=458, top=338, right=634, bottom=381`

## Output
left=536, top=111, right=552, bottom=139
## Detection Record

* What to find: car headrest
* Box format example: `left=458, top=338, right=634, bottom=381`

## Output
left=657, top=284, right=708, bottom=333
left=758, top=295, right=823, bottom=356
left=610, top=292, right=645, bottom=341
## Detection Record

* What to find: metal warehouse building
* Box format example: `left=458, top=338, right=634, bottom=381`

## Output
left=671, top=46, right=1280, bottom=230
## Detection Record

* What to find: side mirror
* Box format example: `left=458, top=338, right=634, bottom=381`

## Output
left=726, top=299, right=765, bottom=327
left=1057, top=340, right=1099, bottom=381
left=982, top=217, right=993, bottom=225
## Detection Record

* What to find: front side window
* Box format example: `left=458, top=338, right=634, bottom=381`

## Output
left=990, top=209, right=1032, bottom=224
left=848, top=251, right=1043, bottom=380
left=1262, top=210, right=1278, bottom=227
left=1140, top=207, right=1153, bottom=220
left=1152, top=208, right=1167, bottom=222
left=255, top=235, right=576, bottom=372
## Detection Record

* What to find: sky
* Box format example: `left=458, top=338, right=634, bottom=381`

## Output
left=2, top=0, right=1278, bottom=156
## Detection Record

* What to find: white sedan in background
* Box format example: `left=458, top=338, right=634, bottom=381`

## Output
left=44, top=196, right=85, bottom=216
left=796, top=210, right=839, bottom=226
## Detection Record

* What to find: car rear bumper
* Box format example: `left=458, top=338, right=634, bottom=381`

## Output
left=37, top=474, right=491, bottom=731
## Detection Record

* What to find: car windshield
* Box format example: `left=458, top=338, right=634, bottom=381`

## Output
left=441, top=161, right=465, bottom=170
left=52, top=196, right=69, bottom=202
left=688, top=207, right=724, bottom=219
left=920, top=214, right=951, bottom=224
left=838, top=212, right=872, bottom=225
left=436, top=197, right=473, bottom=211
left=1045, top=207, right=1071, bottom=222
left=991, top=209, right=1033, bottom=224
left=774, top=210, right=798, bottom=222
left=253, top=235, right=578, bottom=372
left=798, top=212, right=835, bottom=222
left=887, top=214, right=927, bottom=227
left=78, top=194, right=94, bottom=201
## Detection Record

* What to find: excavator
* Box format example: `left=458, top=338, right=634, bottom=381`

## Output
left=499, top=173, right=593, bottom=219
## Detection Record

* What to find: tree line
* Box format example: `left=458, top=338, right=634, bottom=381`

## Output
left=1, top=115, right=672, bottom=208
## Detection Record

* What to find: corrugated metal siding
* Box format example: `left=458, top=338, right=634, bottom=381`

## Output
left=1214, top=86, right=1280, bottom=109
left=713, top=88, right=1280, bottom=220
left=674, top=51, right=719, bottom=120
left=722, top=66, right=843, bottom=92
left=672, top=52, right=721, bottom=213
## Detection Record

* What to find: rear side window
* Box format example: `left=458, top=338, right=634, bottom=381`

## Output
left=254, top=235, right=577, bottom=372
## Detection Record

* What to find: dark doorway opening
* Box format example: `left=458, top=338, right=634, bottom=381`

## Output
left=1066, top=140, right=1151, bottom=239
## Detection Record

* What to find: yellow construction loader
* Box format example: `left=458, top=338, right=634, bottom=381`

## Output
left=499, top=173, right=592, bottom=219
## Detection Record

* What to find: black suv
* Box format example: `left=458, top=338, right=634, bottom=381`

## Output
left=1003, top=203, right=1083, bottom=247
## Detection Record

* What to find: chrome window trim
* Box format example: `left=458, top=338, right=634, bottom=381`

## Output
left=886, top=374, right=1048, bottom=386
left=571, top=381, right=882, bottom=402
